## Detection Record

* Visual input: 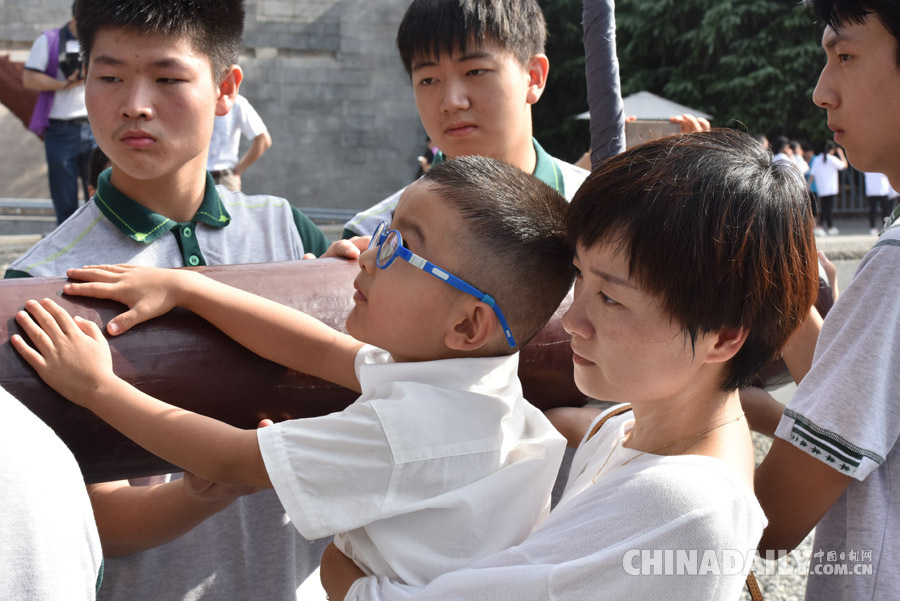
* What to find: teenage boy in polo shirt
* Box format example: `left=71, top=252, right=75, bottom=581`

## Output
left=5, top=1, right=331, bottom=601
left=342, top=0, right=588, bottom=239
left=749, top=2, right=900, bottom=600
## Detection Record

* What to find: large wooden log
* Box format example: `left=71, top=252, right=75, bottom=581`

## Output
left=1, top=259, right=582, bottom=483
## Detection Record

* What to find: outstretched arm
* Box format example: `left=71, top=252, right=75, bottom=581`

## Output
left=90, top=474, right=257, bottom=557
left=12, top=298, right=272, bottom=489
left=63, top=265, right=363, bottom=391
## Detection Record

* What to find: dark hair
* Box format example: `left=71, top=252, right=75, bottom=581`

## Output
left=751, top=133, right=770, bottom=150
left=88, top=146, right=110, bottom=191
left=806, top=0, right=900, bottom=66
left=567, top=129, right=818, bottom=391
left=774, top=136, right=791, bottom=153
left=819, top=139, right=838, bottom=163
left=422, top=156, right=573, bottom=352
left=396, top=0, right=547, bottom=76
left=74, top=0, right=245, bottom=82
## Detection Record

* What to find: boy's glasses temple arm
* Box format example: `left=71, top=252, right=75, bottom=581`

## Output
left=394, top=245, right=517, bottom=348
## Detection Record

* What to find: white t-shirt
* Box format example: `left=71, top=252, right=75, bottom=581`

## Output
left=0, top=386, right=102, bottom=600
left=24, top=29, right=87, bottom=120
left=808, top=154, right=846, bottom=197
left=772, top=152, right=793, bottom=165
left=864, top=172, right=892, bottom=197
left=775, top=223, right=900, bottom=601
left=258, top=345, right=566, bottom=587
left=207, top=95, right=268, bottom=171
left=346, top=407, right=766, bottom=601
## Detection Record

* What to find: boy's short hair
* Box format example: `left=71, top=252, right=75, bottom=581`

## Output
left=807, top=0, right=900, bottom=65
left=567, top=129, right=818, bottom=391
left=396, top=0, right=547, bottom=76
left=422, top=156, right=573, bottom=352
left=74, top=0, right=245, bottom=81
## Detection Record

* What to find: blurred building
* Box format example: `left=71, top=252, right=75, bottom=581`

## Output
left=0, top=0, right=423, bottom=212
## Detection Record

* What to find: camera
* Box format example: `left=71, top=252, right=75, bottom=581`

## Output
left=58, top=39, right=84, bottom=80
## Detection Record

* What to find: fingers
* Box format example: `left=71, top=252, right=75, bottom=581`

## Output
left=62, top=281, right=120, bottom=300
left=67, top=264, right=130, bottom=279
left=671, top=114, right=712, bottom=133
left=75, top=314, right=105, bottom=342
left=12, top=298, right=84, bottom=368
left=350, top=236, right=370, bottom=253
left=321, top=239, right=363, bottom=260
left=671, top=114, right=702, bottom=134
left=107, top=308, right=142, bottom=336
left=257, top=419, right=274, bottom=428
left=10, top=331, right=45, bottom=369
left=16, top=299, right=68, bottom=344
left=301, top=252, right=316, bottom=260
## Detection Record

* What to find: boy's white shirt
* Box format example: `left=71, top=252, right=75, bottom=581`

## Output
left=258, top=344, right=566, bottom=587
left=345, top=408, right=766, bottom=601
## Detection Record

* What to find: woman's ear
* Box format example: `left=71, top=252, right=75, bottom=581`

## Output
left=215, top=65, right=243, bottom=117
left=705, top=327, right=749, bottom=364
left=445, top=302, right=500, bottom=352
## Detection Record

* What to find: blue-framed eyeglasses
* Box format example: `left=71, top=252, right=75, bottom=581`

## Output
left=368, top=221, right=516, bottom=348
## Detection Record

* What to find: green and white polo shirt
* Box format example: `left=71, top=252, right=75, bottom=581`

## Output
left=6, top=169, right=329, bottom=278
left=341, top=138, right=589, bottom=238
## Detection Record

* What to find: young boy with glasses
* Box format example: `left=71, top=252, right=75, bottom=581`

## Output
left=12, top=155, right=574, bottom=588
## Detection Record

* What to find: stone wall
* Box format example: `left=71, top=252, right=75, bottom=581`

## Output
left=0, top=0, right=423, bottom=212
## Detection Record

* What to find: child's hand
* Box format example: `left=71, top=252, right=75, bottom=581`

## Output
left=62, top=264, right=194, bottom=335
left=182, top=472, right=258, bottom=504
left=303, top=237, right=370, bottom=260
left=11, top=298, right=115, bottom=405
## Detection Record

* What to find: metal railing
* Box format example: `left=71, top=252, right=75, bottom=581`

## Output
left=834, top=167, right=868, bottom=214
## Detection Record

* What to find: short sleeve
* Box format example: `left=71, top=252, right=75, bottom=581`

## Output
left=290, top=206, right=330, bottom=256
left=775, top=238, right=900, bottom=479
left=24, top=33, right=50, bottom=72
left=237, top=98, right=268, bottom=139
left=257, top=401, right=396, bottom=539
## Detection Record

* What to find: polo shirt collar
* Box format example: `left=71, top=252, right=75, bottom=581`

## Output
left=93, top=169, right=231, bottom=243
left=431, top=138, right=565, bottom=197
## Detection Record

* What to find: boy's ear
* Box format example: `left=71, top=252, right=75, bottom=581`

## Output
left=524, top=53, right=549, bottom=106
left=215, top=65, right=243, bottom=117
left=445, top=302, right=500, bottom=352
left=704, top=327, right=749, bottom=364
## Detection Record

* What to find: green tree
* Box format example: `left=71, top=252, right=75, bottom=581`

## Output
left=534, top=0, right=590, bottom=163
left=617, top=0, right=828, bottom=145
left=534, top=0, right=832, bottom=159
